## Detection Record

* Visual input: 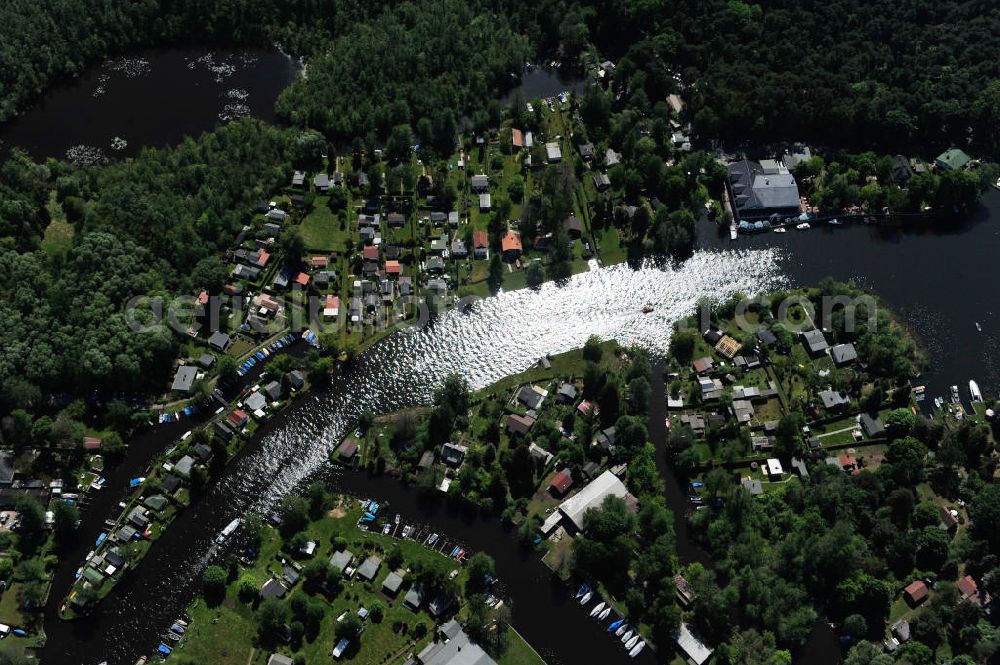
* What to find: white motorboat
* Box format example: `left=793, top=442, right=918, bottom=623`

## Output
left=615, top=623, right=629, bottom=637
left=628, top=641, right=646, bottom=658
left=796, top=222, right=811, bottom=230
left=589, top=601, right=606, bottom=617
left=625, top=635, right=640, bottom=649
left=621, top=629, right=634, bottom=643
left=216, top=518, right=241, bottom=544
left=579, top=591, right=592, bottom=605
left=773, top=227, right=787, bottom=233
left=598, top=607, right=611, bottom=620
left=970, top=380, right=983, bottom=402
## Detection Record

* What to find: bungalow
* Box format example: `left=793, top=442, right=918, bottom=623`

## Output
left=957, top=575, right=989, bottom=606
left=360, top=227, right=375, bottom=244
left=357, top=555, right=382, bottom=581
left=244, top=392, right=267, bottom=412
left=384, top=260, right=401, bottom=276
left=451, top=239, right=468, bottom=258
left=263, top=380, right=283, bottom=401
left=162, top=474, right=182, bottom=494
left=479, top=193, right=491, bottom=211
left=501, top=231, right=522, bottom=262
left=578, top=143, right=595, bottom=161
left=605, top=148, right=621, bottom=167
left=904, top=580, right=928, bottom=606
left=742, top=477, right=763, bottom=496
left=516, top=385, right=547, bottom=410
left=171, top=365, right=198, bottom=393
left=448, top=211, right=459, bottom=227
left=173, top=455, right=196, bottom=477
left=692, top=357, right=714, bottom=374
left=563, top=215, right=583, bottom=238
left=765, top=458, right=783, bottom=477
left=802, top=329, right=829, bottom=355
left=324, top=294, right=340, bottom=318
left=386, top=212, right=406, bottom=227
left=288, top=370, right=305, bottom=390
left=511, top=128, right=524, bottom=149
left=329, top=549, right=354, bottom=573
left=83, top=436, right=102, bottom=452
left=310, top=256, right=329, bottom=270
left=818, top=389, right=850, bottom=411
left=430, top=235, right=448, bottom=254
left=362, top=245, right=380, bottom=262
left=214, top=421, right=234, bottom=442
left=265, top=209, right=287, bottom=223
left=403, top=585, right=424, bottom=611
left=936, top=148, right=971, bottom=171
left=593, top=172, right=611, bottom=191
left=233, top=264, right=261, bottom=281
left=269, top=654, right=293, bottom=665
left=470, top=174, right=489, bottom=192
left=506, top=413, right=535, bottom=436
left=473, top=230, right=489, bottom=259
left=263, top=222, right=282, bottom=236
left=545, top=142, right=562, bottom=163
left=529, top=443, right=554, bottom=467
left=260, top=578, right=288, bottom=600
left=939, top=506, right=958, bottom=532
left=594, top=426, right=616, bottom=450
left=398, top=276, right=413, bottom=296
left=860, top=413, right=885, bottom=438
left=426, top=256, right=445, bottom=273
left=757, top=328, right=777, bottom=346
left=142, top=494, right=167, bottom=514
left=197, top=352, right=215, bottom=370
left=193, top=443, right=212, bottom=461
left=291, top=171, right=305, bottom=187
left=666, top=93, right=686, bottom=116
left=440, top=442, right=468, bottom=467
left=549, top=468, right=573, bottom=496
left=831, top=343, right=858, bottom=366
left=674, top=573, right=696, bottom=607
left=128, top=507, right=149, bottom=530
left=382, top=570, right=405, bottom=596
left=556, top=382, right=577, bottom=403
left=227, top=409, right=249, bottom=429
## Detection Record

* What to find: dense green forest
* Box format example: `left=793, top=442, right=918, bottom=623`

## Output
left=275, top=0, right=530, bottom=141
left=565, top=0, right=1000, bottom=154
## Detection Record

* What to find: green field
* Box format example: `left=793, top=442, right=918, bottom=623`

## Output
left=300, top=199, right=351, bottom=252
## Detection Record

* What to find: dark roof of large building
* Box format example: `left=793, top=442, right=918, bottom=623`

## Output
left=729, top=160, right=800, bottom=214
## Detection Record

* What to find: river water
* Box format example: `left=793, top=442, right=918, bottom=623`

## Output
left=11, top=43, right=1000, bottom=665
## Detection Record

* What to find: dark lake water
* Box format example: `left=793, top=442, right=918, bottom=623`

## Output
left=0, top=47, right=298, bottom=162
left=17, top=42, right=1000, bottom=665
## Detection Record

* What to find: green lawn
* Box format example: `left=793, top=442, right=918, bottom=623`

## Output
left=498, top=627, right=547, bottom=665
left=300, top=200, right=350, bottom=252
left=41, top=218, right=74, bottom=257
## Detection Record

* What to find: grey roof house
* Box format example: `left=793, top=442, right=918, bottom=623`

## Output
left=728, top=159, right=800, bottom=221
